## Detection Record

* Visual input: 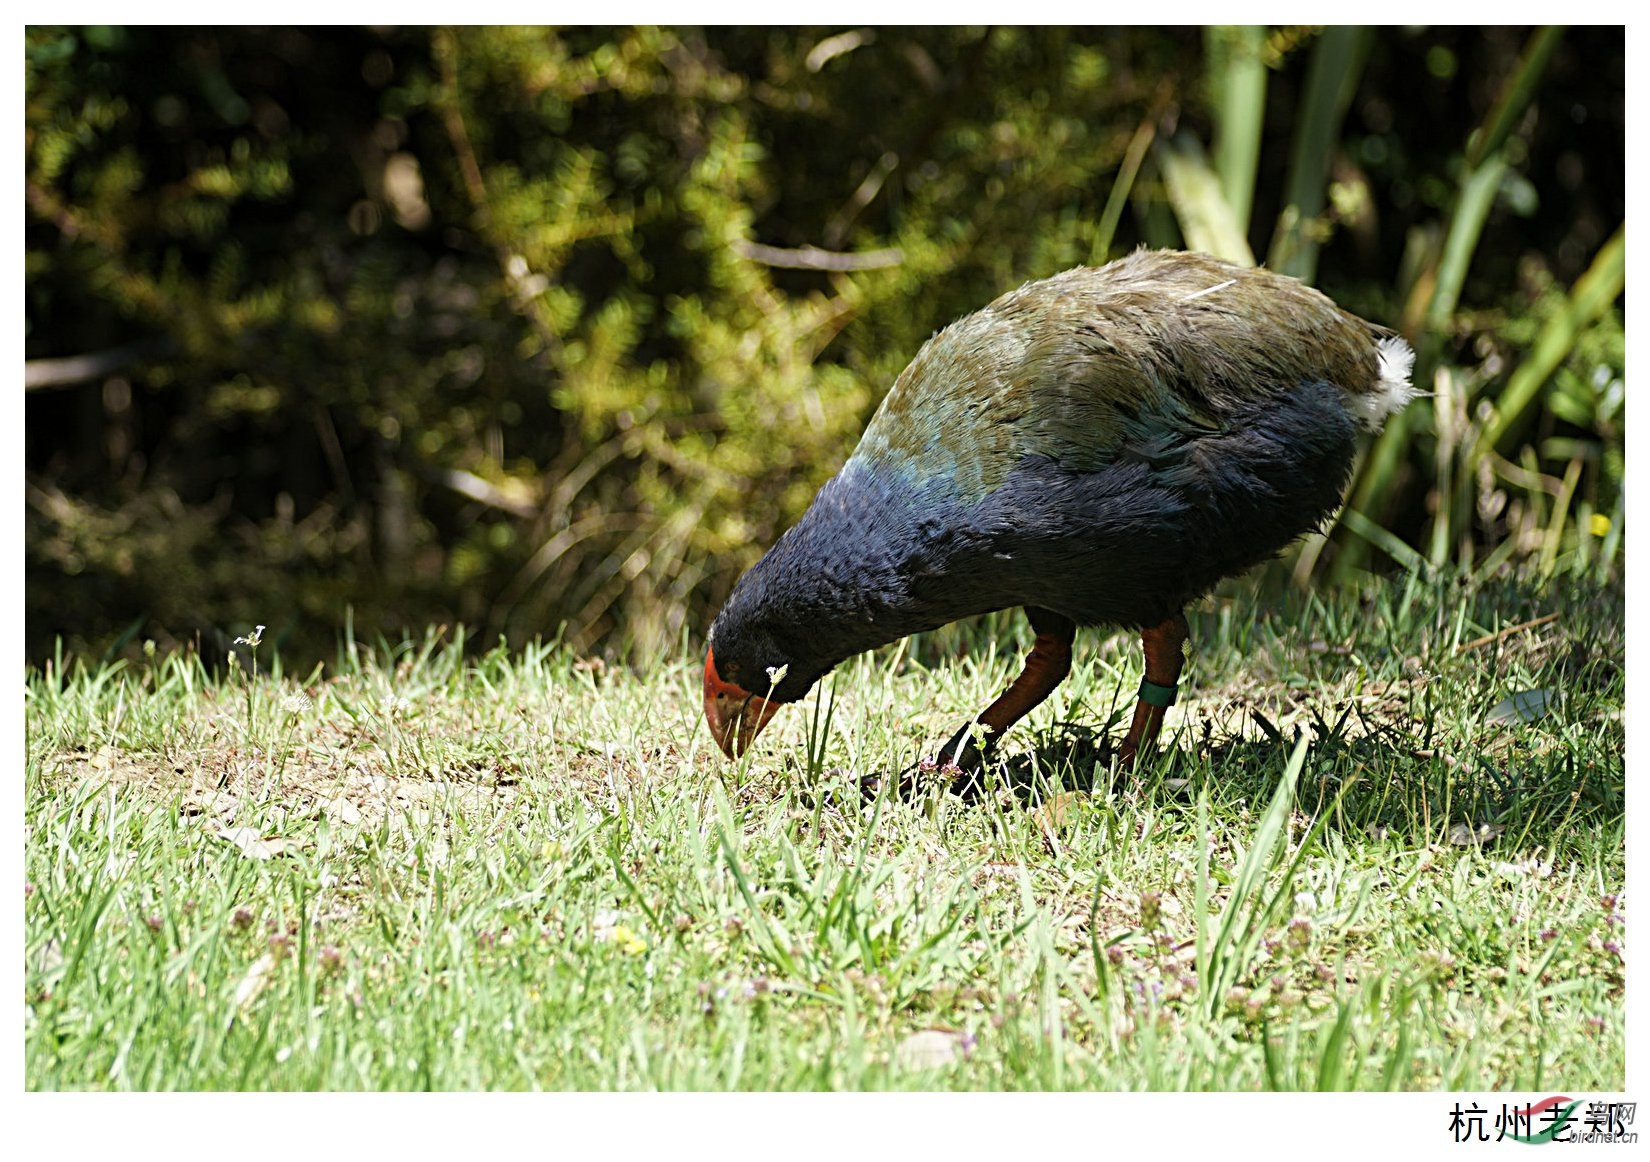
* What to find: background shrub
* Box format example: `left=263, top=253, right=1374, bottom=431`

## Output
left=24, top=26, right=1624, bottom=664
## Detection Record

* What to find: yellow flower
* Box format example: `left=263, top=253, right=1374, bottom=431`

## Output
left=608, top=924, right=647, bottom=955
left=1590, top=513, right=1612, bottom=537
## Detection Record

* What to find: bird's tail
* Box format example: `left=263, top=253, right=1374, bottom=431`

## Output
left=1347, top=335, right=1417, bottom=431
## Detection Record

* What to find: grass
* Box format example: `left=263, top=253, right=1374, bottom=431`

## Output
left=23, top=567, right=1625, bottom=1091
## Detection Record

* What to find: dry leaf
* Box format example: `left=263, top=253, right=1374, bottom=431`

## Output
left=1448, top=821, right=1505, bottom=847
left=216, top=826, right=286, bottom=859
left=233, top=953, right=277, bottom=1008
left=33, top=938, right=65, bottom=975
left=1033, top=791, right=1085, bottom=835
left=1493, top=857, right=1553, bottom=880
left=1487, top=688, right=1557, bottom=725
left=894, top=1028, right=975, bottom=1070
left=182, top=790, right=238, bottom=819
left=322, top=796, right=362, bottom=826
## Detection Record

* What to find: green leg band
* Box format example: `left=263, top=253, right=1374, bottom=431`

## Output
left=1138, top=678, right=1178, bottom=708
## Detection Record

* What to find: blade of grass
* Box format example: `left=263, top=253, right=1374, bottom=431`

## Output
left=1478, top=225, right=1625, bottom=455
left=1426, top=158, right=1508, bottom=333
left=1539, top=457, right=1585, bottom=576
left=1400, top=27, right=1565, bottom=337
left=1341, top=151, right=1505, bottom=578
left=1157, top=131, right=1256, bottom=265
left=1315, top=993, right=1359, bottom=1090
left=1092, top=110, right=1159, bottom=264
left=1198, top=732, right=1311, bottom=1020
left=1468, top=27, right=1566, bottom=167
left=1427, top=364, right=1457, bottom=568
left=1267, top=26, right=1369, bottom=282
left=1205, top=25, right=1268, bottom=237
left=1339, top=508, right=1429, bottom=575
left=1337, top=29, right=1566, bottom=583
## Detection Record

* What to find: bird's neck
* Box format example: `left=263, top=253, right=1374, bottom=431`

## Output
left=722, top=463, right=999, bottom=690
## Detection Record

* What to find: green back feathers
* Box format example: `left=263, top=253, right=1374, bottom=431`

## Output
left=849, top=250, right=1393, bottom=504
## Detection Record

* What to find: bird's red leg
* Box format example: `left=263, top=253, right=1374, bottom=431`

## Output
left=1116, top=612, right=1189, bottom=767
left=939, top=608, right=1075, bottom=771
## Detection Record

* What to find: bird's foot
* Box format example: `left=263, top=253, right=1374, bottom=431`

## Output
left=856, top=723, right=1000, bottom=802
left=857, top=758, right=969, bottom=802
left=931, top=722, right=1001, bottom=799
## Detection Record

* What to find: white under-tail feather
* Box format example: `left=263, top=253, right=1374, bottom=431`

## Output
left=1350, top=335, right=1418, bottom=431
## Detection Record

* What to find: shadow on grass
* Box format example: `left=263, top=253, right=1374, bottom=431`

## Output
left=846, top=704, right=1623, bottom=855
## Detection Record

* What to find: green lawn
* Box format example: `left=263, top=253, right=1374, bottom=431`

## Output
left=23, top=569, right=1625, bottom=1090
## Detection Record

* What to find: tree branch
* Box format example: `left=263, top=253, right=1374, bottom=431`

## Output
left=25, top=339, right=174, bottom=390
left=729, top=239, right=903, bottom=271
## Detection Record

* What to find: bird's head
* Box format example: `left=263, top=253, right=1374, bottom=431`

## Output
left=702, top=505, right=857, bottom=759
left=702, top=645, right=790, bottom=759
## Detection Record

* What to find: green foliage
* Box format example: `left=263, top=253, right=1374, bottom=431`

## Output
left=24, top=26, right=1625, bottom=665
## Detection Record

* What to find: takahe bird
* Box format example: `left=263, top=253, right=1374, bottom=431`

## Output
left=703, top=249, right=1415, bottom=778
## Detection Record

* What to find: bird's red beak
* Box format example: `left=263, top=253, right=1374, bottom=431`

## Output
left=703, top=647, right=781, bottom=760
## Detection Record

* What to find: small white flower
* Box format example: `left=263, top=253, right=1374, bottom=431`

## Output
left=233, top=625, right=265, bottom=647
left=765, top=663, right=788, bottom=688
left=282, top=692, right=313, bottom=715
